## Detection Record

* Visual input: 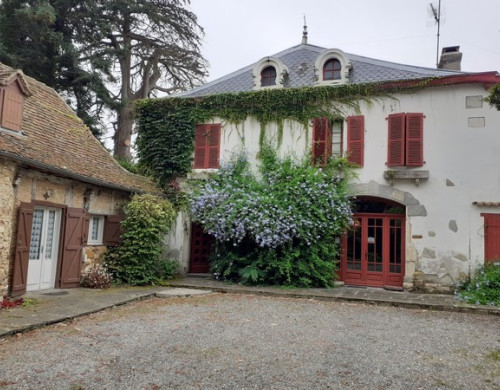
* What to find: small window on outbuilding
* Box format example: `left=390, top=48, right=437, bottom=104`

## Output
left=323, top=59, right=342, bottom=81
left=87, top=215, right=105, bottom=245
left=261, top=66, right=277, bottom=87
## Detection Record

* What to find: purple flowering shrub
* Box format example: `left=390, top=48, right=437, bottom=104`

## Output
left=190, top=145, right=353, bottom=287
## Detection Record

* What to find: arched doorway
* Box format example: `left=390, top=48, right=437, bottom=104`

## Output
left=340, top=197, right=405, bottom=289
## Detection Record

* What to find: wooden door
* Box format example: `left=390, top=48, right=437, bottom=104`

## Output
left=482, top=213, right=500, bottom=262
left=189, top=224, right=213, bottom=273
left=58, top=208, right=86, bottom=288
left=11, top=203, right=34, bottom=295
left=341, top=214, right=405, bottom=288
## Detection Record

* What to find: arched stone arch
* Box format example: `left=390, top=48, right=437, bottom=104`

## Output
left=349, top=181, right=427, bottom=217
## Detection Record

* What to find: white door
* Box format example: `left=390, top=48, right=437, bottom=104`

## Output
left=27, top=207, right=62, bottom=291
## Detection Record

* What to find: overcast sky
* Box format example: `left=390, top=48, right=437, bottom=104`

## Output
left=189, top=0, right=500, bottom=82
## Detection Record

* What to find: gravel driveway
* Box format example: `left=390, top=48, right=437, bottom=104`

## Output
left=0, top=293, right=498, bottom=390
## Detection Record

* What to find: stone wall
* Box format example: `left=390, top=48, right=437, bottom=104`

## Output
left=0, top=158, right=17, bottom=296
left=1, top=164, right=129, bottom=295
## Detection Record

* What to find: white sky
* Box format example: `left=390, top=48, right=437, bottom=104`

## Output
left=189, top=0, right=500, bottom=82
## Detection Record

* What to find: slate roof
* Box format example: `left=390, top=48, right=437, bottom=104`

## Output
left=178, top=43, right=464, bottom=98
left=0, top=63, right=158, bottom=194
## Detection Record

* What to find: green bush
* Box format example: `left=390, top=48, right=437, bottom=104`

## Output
left=455, top=263, right=500, bottom=306
left=190, top=146, right=352, bottom=287
left=105, top=194, right=178, bottom=285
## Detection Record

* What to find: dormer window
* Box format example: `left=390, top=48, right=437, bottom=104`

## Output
left=252, top=57, right=288, bottom=90
left=0, top=69, right=32, bottom=132
left=261, top=66, right=277, bottom=87
left=323, top=59, right=341, bottom=81
left=315, top=49, right=352, bottom=85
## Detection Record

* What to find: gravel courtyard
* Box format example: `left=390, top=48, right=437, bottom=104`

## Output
left=0, top=293, right=498, bottom=390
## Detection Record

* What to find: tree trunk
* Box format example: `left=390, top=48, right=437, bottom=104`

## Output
left=114, top=103, right=134, bottom=161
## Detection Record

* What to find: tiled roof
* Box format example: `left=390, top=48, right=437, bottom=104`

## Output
left=178, top=43, right=465, bottom=98
left=0, top=63, right=158, bottom=194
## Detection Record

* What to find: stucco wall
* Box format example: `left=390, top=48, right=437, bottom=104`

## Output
left=174, top=83, right=500, bottom=291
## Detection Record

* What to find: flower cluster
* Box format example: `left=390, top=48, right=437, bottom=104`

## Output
left=190, top=150, right=352, bottom=249
left=81, top=264, right=113, bottom=289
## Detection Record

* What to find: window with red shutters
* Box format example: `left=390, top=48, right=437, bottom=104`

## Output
left=312, top=118, right=332, bottom=166
left=387, top=113, right=424, bottom=167
left=194, top=124, right=221, bottom=169
left=347, top=115, right=364, bottom=167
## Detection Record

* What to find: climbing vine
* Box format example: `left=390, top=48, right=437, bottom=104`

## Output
left=135, top=79, right=437, bottom=186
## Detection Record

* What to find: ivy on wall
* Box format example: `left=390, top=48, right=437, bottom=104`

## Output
left=135, top=80, right=435, bottom=185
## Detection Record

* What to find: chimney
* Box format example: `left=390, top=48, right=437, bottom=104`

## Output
left=438, top=46, right=462, bottom=71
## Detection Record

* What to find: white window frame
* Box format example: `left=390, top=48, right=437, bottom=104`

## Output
left=315, top=49, right=352, bottom=85
left=252, top=57, right=289, bottom=90
left=87, top=215, right=105, bottom=245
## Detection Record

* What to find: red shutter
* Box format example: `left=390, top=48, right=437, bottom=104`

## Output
left=11, top=203, right=34, bottom=295
left=405, top=113, right=424, bottom=167
left=1, top=85, right=24, bottom=131
left=194, top=124, right=221, bottom=169
left=387, top=113, right=405, bottom=167
left=207, top=124, right=221, bottom=169
left=194, top=125, right=207, bottom=169
left=312, top=118, right=330, bottom=166
left=104, top=215, right=124, bottom=246
left=58, top=208, right=86, bottom=288
left=347, top=115, right=364, bottom=167
left=482, top=213, right=500, bottom=262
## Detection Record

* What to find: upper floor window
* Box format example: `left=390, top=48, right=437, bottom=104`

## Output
left=194, top=124, right=221, bottom=169
left=252, top=57, right=288, bottom=90
left=314, top=49, right=352, bottom=85
left=261, top=66, right=277, bottom=87
left=323, top=59, right=342, bottom=81
left=387, top=113, right=424, bottom=167
left=312, top=118, right=343, bottom=166
left=0, top=71, right=31, bottom=132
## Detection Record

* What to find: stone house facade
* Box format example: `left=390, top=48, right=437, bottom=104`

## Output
left=161, top=41, right=500, bottom=292
left=0, top=63, right=158, bottom=296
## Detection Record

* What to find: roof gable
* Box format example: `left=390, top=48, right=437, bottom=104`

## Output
left=0, top=62, right=158, bottom=193
left=0, top=64, right=32, bottom=96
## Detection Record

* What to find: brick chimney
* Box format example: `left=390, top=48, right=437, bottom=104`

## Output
left=438, top=46, right=462, bottom=71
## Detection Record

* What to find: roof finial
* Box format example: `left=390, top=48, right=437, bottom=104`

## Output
left=302, top=15, right=308, bottom=44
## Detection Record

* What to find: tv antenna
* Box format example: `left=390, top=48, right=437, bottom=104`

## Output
left=428, top=1, right=444, bottom=67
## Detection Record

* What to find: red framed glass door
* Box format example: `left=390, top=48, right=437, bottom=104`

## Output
left=341, top=213, right=405, bottom=288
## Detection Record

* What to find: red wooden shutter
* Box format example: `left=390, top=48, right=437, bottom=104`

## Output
left=194, top=124, right=221, bottom=169
left=405, top=113, right=424, bottom=167
left=1, top=86, right=24, bottom=131
left=104, top=215, right=124, bottom=246
left=312, top=118, right=330, bottom=166
left=194, top=125, right=207, bottom=169
left=11, top=203, right=34, bottom=295
left=387, top=113, right=405, bottom=167
left=207, top=124, right=221, bottom=169
left=482, top=213, right=500, bottom=262
left=59, top=208, right=86, bottom=288
left=347, top=115, right=364, bottom=166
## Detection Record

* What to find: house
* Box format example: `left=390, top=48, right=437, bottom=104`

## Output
left=0, top=63, right=158, bottom=296
left=150, top=33, right=500, bottom=292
